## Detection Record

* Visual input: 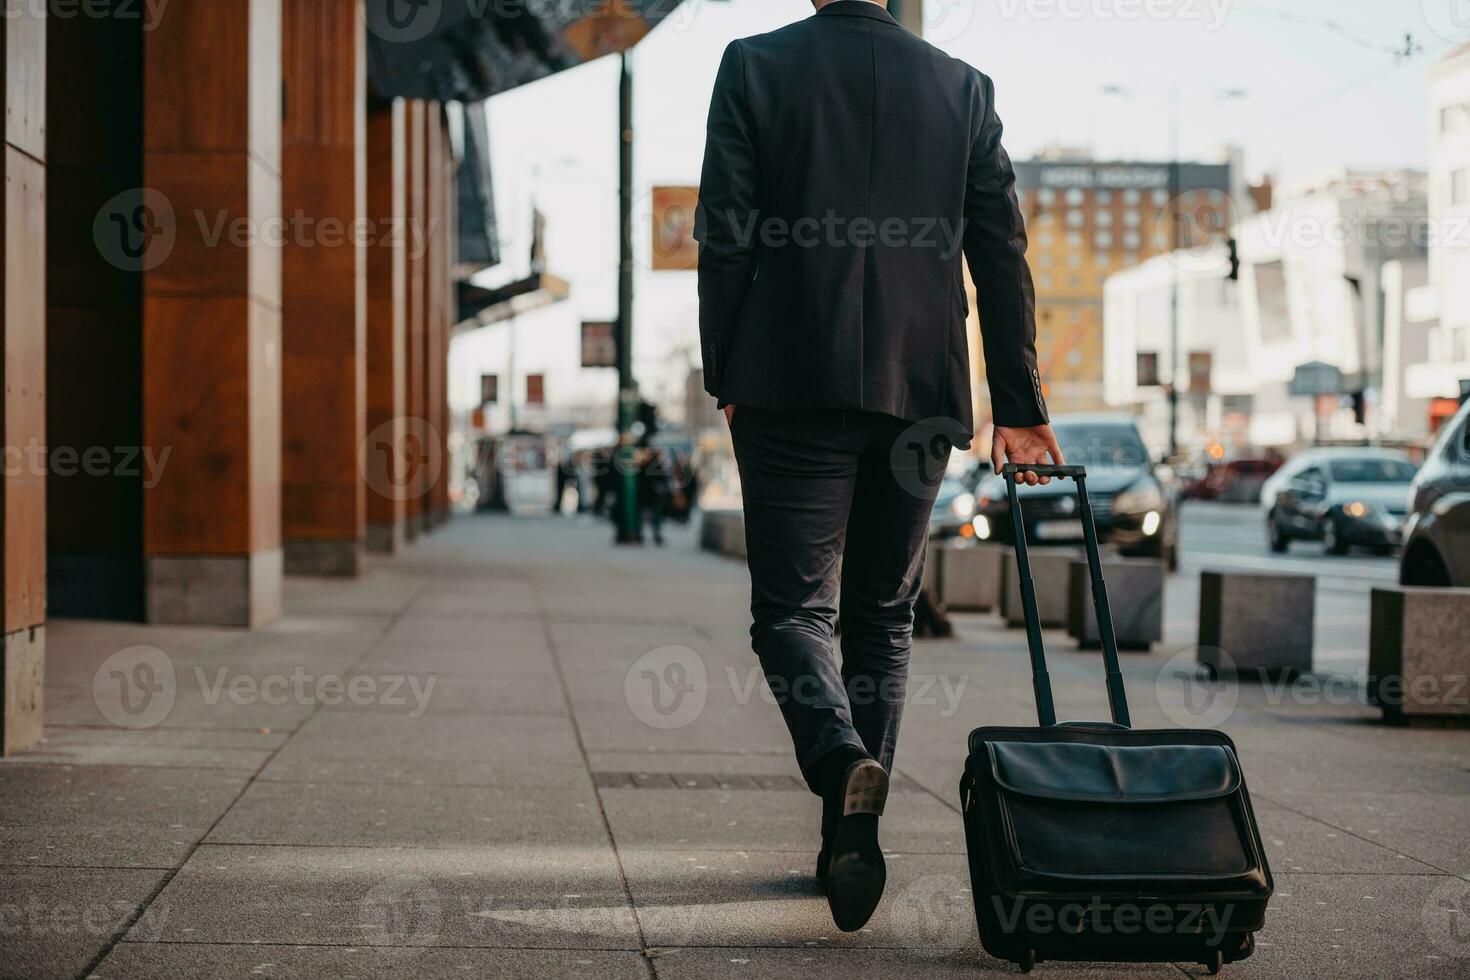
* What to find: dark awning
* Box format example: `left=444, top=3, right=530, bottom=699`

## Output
left=456, top=106, right=499, bottom=269
left=366, top=0, right=690, bottom=103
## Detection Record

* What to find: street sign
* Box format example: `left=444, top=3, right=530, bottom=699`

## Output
left=1289, top=361, right=1343, bottom=397
left=1188, top=352, right=1213, bottom=393
left=581, top=321, right=617, bottom=369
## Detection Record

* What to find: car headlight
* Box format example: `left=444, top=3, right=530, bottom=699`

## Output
left=1342, top=501, right=1371, bottom=519
left=950, top=493, right=976, bottom=519
left=1113, top=478, right=1164, bottom=515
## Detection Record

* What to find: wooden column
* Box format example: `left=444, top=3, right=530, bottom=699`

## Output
left=403, top=100, right=426, bottom=539
left=433, top=116, right=455, bottom=524
left=142, top=0, right=283, bottom=626
left=1, top=4, right=46, bottom=754
left=422, top=102, right=443, bottom=531
left=280, top=0, right=365, bottom=575
left=364, top=97, right=406, bottom=552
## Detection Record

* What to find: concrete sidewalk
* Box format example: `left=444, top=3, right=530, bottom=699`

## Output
left=2, top=514, right=1467, bottom=979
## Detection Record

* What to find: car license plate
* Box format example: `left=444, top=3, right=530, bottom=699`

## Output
left=1035, top=520, right=1083, bottom=541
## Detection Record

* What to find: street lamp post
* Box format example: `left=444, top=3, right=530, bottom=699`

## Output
left=614, top=51, right=641, bottom=544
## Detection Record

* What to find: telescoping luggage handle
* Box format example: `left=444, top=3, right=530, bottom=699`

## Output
left=1002, top=463, right=1131, bottom=729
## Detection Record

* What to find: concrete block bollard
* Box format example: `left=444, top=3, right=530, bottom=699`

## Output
left=700, top=509, right=746, bottom=559
left=940, top=542, right=1008, bottom=612
left=1068, top=557, right=1166, bottom=651
left=1368, top=587, right=1470, bottom=723
left=1197, top=571, right=1314, bottom=678
left=1001, top=548, right=1077, bottom=628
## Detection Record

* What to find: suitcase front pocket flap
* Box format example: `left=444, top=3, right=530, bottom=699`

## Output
left=986, top=741, right=1241, bottom=804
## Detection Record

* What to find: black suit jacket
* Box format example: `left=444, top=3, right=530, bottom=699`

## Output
left=695, top=0, right=1047, bottom=443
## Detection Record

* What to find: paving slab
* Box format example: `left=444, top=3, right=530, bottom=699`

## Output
left=623, top=850, right=978, bottom=949
left=94, top=945, right=648, bottom=980
left=356, top=640, right=558, bottom=677
left=257, top=712, right=588, bottom=787
left=135, top=843, right=638, bottom=949
left=405, top=582, right=542, bottom=618
left=261, top=711, right=584, bottom=768
left=374, top=615, right=551, bottom=655
left=0, top=866, right=164, bottom=980
left=586, top=750, right=803, bottom=778
left=0, top=765, right=249, bottom=868
left=1255, top=791, right=1470, bottom=875
left=42, top=665, right=322, bottom=733
left=206, top=780, right=608, bottom=849
left=569, top=702, right=795, bottom=757
left=648, top=948, right=1183, bottom=979
left=280, top=573, right=426, bottom=617
left=314, top=671, right=568, bottom=717
left=1252, top=804, right=1440, bottom=874
left=600, top=787, right=965, bottom=855
left=0, top=727, right=284, bottom=771
left=1177, top=872, right=1469, bottom=979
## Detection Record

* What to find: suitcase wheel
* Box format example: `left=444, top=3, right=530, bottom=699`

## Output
left=1204, top=949, right=1224, bottom=975
left=1016, top=950, right=1036, bottom=974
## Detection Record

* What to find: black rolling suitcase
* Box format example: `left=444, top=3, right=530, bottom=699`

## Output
left=960, top=464, right=1272, bottom=974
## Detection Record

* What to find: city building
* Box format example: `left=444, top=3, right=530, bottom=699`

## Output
left=1402, top=43, right=1470, bottom=429
left=992, top=157, right=1234, bottom=417
left=1103, top=169, right=1431, bottom=449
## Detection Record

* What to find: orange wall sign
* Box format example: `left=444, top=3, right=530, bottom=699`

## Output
left=652, top=186, right=700, bottom=271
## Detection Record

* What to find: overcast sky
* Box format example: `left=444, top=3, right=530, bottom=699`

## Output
left=472, top=0, right=1463, bottom=410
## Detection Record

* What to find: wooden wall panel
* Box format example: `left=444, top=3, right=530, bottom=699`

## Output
left=432, top=117, right=454, bottom=521
left=141, top=294, right=254, bottom=554
left=403, top=100, right=426, bottom=536
left=2, top=3, right=47, bottom=752
left=143, top=3, right=249, bottom=153
left=4, top=3, right=46, bottom=160
left=3, top=6, right=47, bottom=633
left=280, top=0, right=365, bottom=567
left=3, top=147, right=46, bottom=632
left=142, top=0, right=283, bottom=625
left=422, top=104, right=442, bottom=528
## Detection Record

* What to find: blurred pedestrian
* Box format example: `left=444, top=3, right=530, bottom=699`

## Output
left=638, top=447, right=673, bottom=546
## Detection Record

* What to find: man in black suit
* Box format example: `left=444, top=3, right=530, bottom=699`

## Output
left=696, top=0, right=1063, bottom=931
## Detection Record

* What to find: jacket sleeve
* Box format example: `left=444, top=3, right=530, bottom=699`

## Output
left=963, top=72, right=1048, bottom=428
left=694, top=40, right=760, bottom=401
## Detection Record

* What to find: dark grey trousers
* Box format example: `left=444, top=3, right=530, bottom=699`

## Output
left=731, top=408, right=945, bottom=793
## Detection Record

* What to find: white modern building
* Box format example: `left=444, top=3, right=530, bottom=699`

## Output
left=1103, top=169, right=1431, bottom=450
left=1402, top=43, right=1470, bottom=429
